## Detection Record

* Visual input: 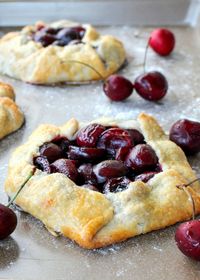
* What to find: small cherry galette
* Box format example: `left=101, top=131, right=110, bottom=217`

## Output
left=0, top=20, right=126, bottom=84
left=5, top=113, right=200, bottom=249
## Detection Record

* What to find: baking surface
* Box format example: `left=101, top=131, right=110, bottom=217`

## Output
left=0, top=26, right=200, bottom=280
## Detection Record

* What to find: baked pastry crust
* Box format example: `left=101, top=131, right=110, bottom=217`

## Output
left=0, top=83, right=24, bottom=139
left=0, top=20, right=126, bottom=84
left=0, top=82, right=15, bottom=100
left=5, top=113, right=200, bottom=249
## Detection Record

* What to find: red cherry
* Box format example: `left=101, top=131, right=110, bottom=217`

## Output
left=127, top=129, right=144, bottom=145
left=51, top=159, right=78, bottom=182
left=149, top=28, right=175, bottom=56
left=125, top=144, right=158, bottom=173
left=68, top=146, right=106, bottom=162
left=76, top=123, right=105, bottom=148
left=134, top=71, right=168, bottom=101
left=0, top=204, right=17, bottom=239
left=93, top=160, right=128, bottom=184
left=115, top=146, right=130, bottom=162
left=97, top=128, right=132, bottom=154
left=103, top=75, right=133, bottom=101
left=169, top=119, right=200, bottom=155
left=175, top=220, right=200, bottom=261
left=39, top=142, right=63, bottom=163
left=78, top=163, right=97, bottom=185
left=34, top=156, right=51, bottom=174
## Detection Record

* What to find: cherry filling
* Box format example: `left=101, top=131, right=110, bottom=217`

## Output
left=33, top=26, right=85, bottom=47
left=34, top=123, right=161, bottom=193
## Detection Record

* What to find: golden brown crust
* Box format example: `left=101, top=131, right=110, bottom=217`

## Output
left=4, top=113, right=200, bottom=249
left=0, top=82, right=15, bottom=100
left=0, top=20, right=126, bottom=84
left=0, top=87, right=24, bottom=140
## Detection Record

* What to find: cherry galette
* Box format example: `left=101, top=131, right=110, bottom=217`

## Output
left=0, top=20, right=126, bottom=84
left=5, top=113, right=200, bottom=249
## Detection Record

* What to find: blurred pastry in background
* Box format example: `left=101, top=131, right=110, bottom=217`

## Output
left=0, top=20, right=126, bottom=85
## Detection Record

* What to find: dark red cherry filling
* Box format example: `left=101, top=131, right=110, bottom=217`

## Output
left=76, top=123, right=106, bottom=148
left=103, top=177, right=131, bottom=193
left=51, top=159, right=78, bottom=183
left=125, top=144, right=158, bottom=173
left=97, top=128, right=132, bottom=156
left=33, top=26, right=85, bottom=47
left=34, top=124, right=161, bottom=193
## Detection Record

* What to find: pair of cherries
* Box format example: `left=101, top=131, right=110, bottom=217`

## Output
left=104, top=28, right=175, bottom=102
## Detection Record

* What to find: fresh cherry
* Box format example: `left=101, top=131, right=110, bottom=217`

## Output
left=34, top=156, right=51, bottom=173
left=135, top=171, right=158, bottom=183
left=103, top=75, right=133, bottom=101
left=68, top=146, right=106, bottom=162
left=103, top=177, right=131, bottom=193
left=0, top=204, right=17, bottom=240
left=125, top=144, right=158, bottom=173
left=134, top=71, right=168, bottom=101
left=76, top=123, right=105, bottom=148
left=51, top=159, right=78, bottom=182
left=39, top=142, right=63, bottom=163
left=149, top=28, right=175, bottom=56
left=78, top=163, right=97, bottom=185
left=97, top=128, right=132, bottom=154
left=93, top=160, right=127, bottom=184
left=169, top=119, right=200, bottom=155
left=175, top=220, right=200, bottom=261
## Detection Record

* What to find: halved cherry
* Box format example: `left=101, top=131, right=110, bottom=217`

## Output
left=76, top=123, right=106, bottom=147
left=34, top=31, right=56, bottom=47
left=51, top=159, right=78, bottom=182
left=103, top=176, right=131, bottom=193
left=97, top=128, right=132, bottom=154
left=93, top=160, right=128, bottom=184
left=115, top=147, right=130, bottom=161
left=52, top=136, right=70, bottom=153
left=34, top=156, right=51, bottom=173
left=68, top=146, right=106, bottom=162
left=125, top=144, right=158, bottom=173
left=78, top=163, right=97, bottom=185
left=39, top=142, right=63, bottom=163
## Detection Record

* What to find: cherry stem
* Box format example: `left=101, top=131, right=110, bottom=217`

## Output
left=7, top=168, right=36, bottom=208
left=143, top=41, right=149, bottom=73
left=176, top=178, right=200, bottom=220
left=61, top=60, right=104, bottom=80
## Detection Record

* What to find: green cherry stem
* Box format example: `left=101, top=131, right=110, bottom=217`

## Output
left=176, top=178, right=200, bottom=220
left=61, top=60, right=104, bottom=80
left=7, top=168, right=36, bottom=208
left=143, top=41, right=149, bottom=73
